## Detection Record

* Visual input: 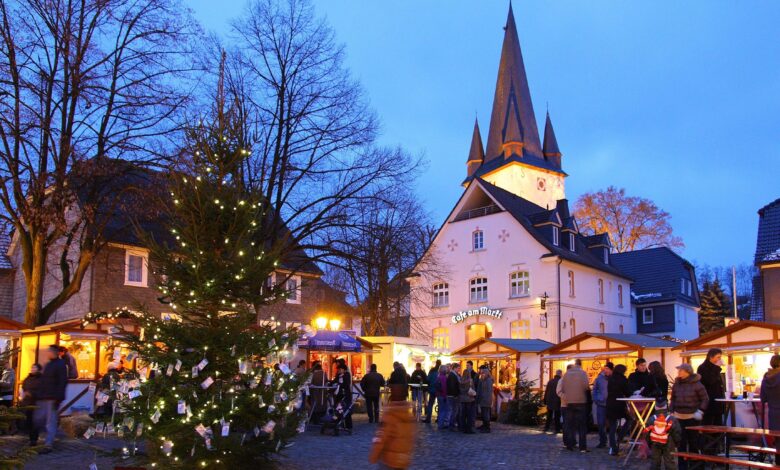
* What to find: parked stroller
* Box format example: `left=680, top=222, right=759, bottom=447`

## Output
left=319, top=395, right=355, bottom=436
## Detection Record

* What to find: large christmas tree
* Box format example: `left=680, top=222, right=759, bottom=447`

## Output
left=82, top=109, right=306, bottom=468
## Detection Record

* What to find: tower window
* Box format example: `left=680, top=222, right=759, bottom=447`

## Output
left=472, top=230, right=484, bottom=251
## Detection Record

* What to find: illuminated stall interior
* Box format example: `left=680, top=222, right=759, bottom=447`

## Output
left=17, top=318, right=139, bottom=387
left=360, top=336, right=449, bottom=378
left=676, top=320, right=780, bottom=394
left=300, top=333, right=378, bottom=381
left=0, top=316, right=27, bottom=360
left=541, top=333, right=680, bottom=388
left=451, top=338, right=552, bottom=390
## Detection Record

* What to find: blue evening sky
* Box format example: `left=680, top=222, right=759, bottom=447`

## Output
left=189, top=1, right=780, bottom=269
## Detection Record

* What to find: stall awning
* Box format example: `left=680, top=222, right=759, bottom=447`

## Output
left=453, top=353, right=513, bottom=360
left=544, top=350, right=638, bottom=361
left=680, top=344, right=780, bottom=356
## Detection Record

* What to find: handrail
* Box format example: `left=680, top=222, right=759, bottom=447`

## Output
left=453, top=204, right=501, bottom=221
left=57, top=383, right=93, bottom=416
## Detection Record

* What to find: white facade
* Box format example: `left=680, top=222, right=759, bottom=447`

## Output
left=409, top=181, right=633, bottom=353
left=480, top=162, right=565, bottom=211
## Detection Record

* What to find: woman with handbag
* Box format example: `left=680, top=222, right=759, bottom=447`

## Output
left=459, top=368, right=477, bottom=434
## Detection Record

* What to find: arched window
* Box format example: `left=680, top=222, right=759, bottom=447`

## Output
left=432, top=282, right=449, bottom=307
left=470, top=277, right=488, bottom=303
left=618, top=285, right=624, bottom=308
left=511, top=319, right=531, bottom=339
left=466, top=322, right=491, bottom=343
left=569, top=318, right=576, bottom=336
left=509, top=271, right=530, bottom=298
left=567, top=270, right=575, bottom=297
left=472, top=230, right=484, bottom=251
left=619, top=324, right=624, bottom=334
left=598, top=279, right=604, bottom=304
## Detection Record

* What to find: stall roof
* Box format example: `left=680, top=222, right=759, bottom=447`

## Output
left=0, top=316, right=28, bottom=331
left=673, top=320, right=780, bottom=350
left=542, top=332, right=680, bottom=355
left=452, top=337, right=553, bottom=357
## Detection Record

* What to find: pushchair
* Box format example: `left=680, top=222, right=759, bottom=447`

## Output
left=319, top=395, right=355, bottom=436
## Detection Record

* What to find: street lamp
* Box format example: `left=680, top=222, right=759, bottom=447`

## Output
left=314, top=316, right=328, bottom=330
left=328, top=319, right=341, bottom=331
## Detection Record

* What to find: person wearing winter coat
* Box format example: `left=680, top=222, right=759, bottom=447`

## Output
left=543, top=370, right=562, bottom=434
left=35, top=345, right=68, bottom=450
left=436, top=365, right=450, bottom=430
left=696, top=348, right=725, bottom=425
left=58, top=347, right=78, bottom=380
left=644, top=413, right=682, bottom=470
left=446, top=364, right=461, bottom=431
left=649, top=361, right=670, bottom=409
left=476, top=365, right=494, bottom=433
left=410, top=363, right=427, bottom=409
left=369, top=384, right=416, bottom=470
left=628, top=358, right=658, bottom=398
left=557, top=359, right=590, bottom=452
left=361, top=364, right=386, bottom=424
left=459, top=368, right=477, bottom=434
left=606, top=364, right=631, bottom=456
left=760, top=354, right=780, bottom=464
left=592, top=362, right=613, bottom=448
left=20, top=364, right=42, bottom=446
left=670, top=363, right=709, bottom=470
left=333, top=363, right=353, bottom=430
left=309, top=362, right=328, bottom=424
left=423, top=360, right=441, bottom=423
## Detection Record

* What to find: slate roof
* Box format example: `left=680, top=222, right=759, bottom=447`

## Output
left=610, top=247, right=699, bottom=307
left=71, top=159, right=322, bottom=276
left=0, top=230, right=11, bottom=270
left=754, top=198, right=780, bottom=265
left=476, top=179, right=629, bottom=279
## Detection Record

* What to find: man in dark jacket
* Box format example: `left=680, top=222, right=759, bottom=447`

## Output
left=361, top=364, right=385, bottom=423
left=628, top=358, right=658, bottom=397
left=333, top=363, right=353, bottom=431
left=35, top=345, right=68, bottom=450
left=446, top=363, right=461, bottom=431
left=543, top=369, right=562, bottom=434
left=423, top=360, right=441, bottom=423
left=410, top=362, right=427, bottom=407
left=697, top=348, right=725, bottom=458
left=760, top=354, right=780, bottom=464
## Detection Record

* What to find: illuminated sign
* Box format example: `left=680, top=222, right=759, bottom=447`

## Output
left=451, top=306, right=503, bottom=324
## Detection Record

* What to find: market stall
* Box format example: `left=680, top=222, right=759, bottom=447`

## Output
left=359, top=336, right=449, bottom=378
left=675, top=320, right=780, bottom=427
left=297, top=330, right=378, bottom=381
left=540, top=332, right=681, bottom=389
left=17, top=317, right=140, bottom=415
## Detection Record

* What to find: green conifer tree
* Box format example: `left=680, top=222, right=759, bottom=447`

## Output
left=82, top=108, right=306, bottom=468
left=698, top=279, right=732, bottom=334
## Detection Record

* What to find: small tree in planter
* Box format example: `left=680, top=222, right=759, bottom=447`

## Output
left=501, top=370, right=544, bottom=426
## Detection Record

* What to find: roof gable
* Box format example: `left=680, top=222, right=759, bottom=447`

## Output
left=611, top=247, right=699, bottom=307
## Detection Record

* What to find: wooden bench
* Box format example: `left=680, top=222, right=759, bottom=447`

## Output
left=687, top=425, right=780, bottom=438
left=733, top=445, right=780, bottom=456
left=674, top=452, right=777, bottom=469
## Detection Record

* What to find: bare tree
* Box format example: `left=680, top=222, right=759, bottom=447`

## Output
left=574, top=186, right=684, bottom=253
left=326, top=194, right=439, bottom=336
left=0, top=0, right=200, bottom=325
left=203, top=0, right=418, bottom=309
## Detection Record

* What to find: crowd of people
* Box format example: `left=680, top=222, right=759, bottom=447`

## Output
left=539, top=348, right=780, bottom=469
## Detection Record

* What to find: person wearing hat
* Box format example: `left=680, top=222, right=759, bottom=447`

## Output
left=369, top=384, right=416, bottom=469
left=669, top=363, right=709, bottom=470
left=34, top=345, right=68, bottom=452
left=644, top=413, right=681, bottom=470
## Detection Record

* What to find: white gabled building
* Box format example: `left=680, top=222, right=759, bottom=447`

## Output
left=408, top=5, right=643, bottom=353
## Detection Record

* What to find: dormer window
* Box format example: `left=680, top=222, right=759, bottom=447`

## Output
left=681, top=278, right=692, bottom=296
left=472, top=230, right=484, bottom=251
left=552, top=227, right=559, bottom=246
left=568, top=233, right=576, bottom=252
left=603, top=248, right=609, bottom=264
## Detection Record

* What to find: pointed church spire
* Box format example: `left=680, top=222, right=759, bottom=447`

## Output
left=466, top=118, right=485, bottom=177
left=543, top=111, right=562, bottom=169
left=484, top=3, right=542, bottom=161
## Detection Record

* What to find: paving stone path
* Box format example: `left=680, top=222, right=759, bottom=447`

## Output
left=14, top=415, right=654, bottom=469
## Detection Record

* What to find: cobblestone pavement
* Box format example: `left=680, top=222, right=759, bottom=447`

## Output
left=13, top=415, right=654, bottom=469
left=275, top=415, right=652, bottom=470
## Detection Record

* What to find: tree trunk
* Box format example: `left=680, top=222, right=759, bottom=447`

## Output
left=23, top=234, right=47, bottom=326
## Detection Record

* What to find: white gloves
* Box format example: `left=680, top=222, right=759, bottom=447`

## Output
left=693, top=409, right=704, bottom=421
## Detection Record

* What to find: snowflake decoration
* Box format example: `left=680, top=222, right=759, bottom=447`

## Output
left=498, top=229, right=510, bottom=243
left=447, top=239, right=458, bottom=252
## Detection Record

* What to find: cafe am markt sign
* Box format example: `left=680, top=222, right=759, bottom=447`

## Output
left=451, top=306, right=503, bottom=324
